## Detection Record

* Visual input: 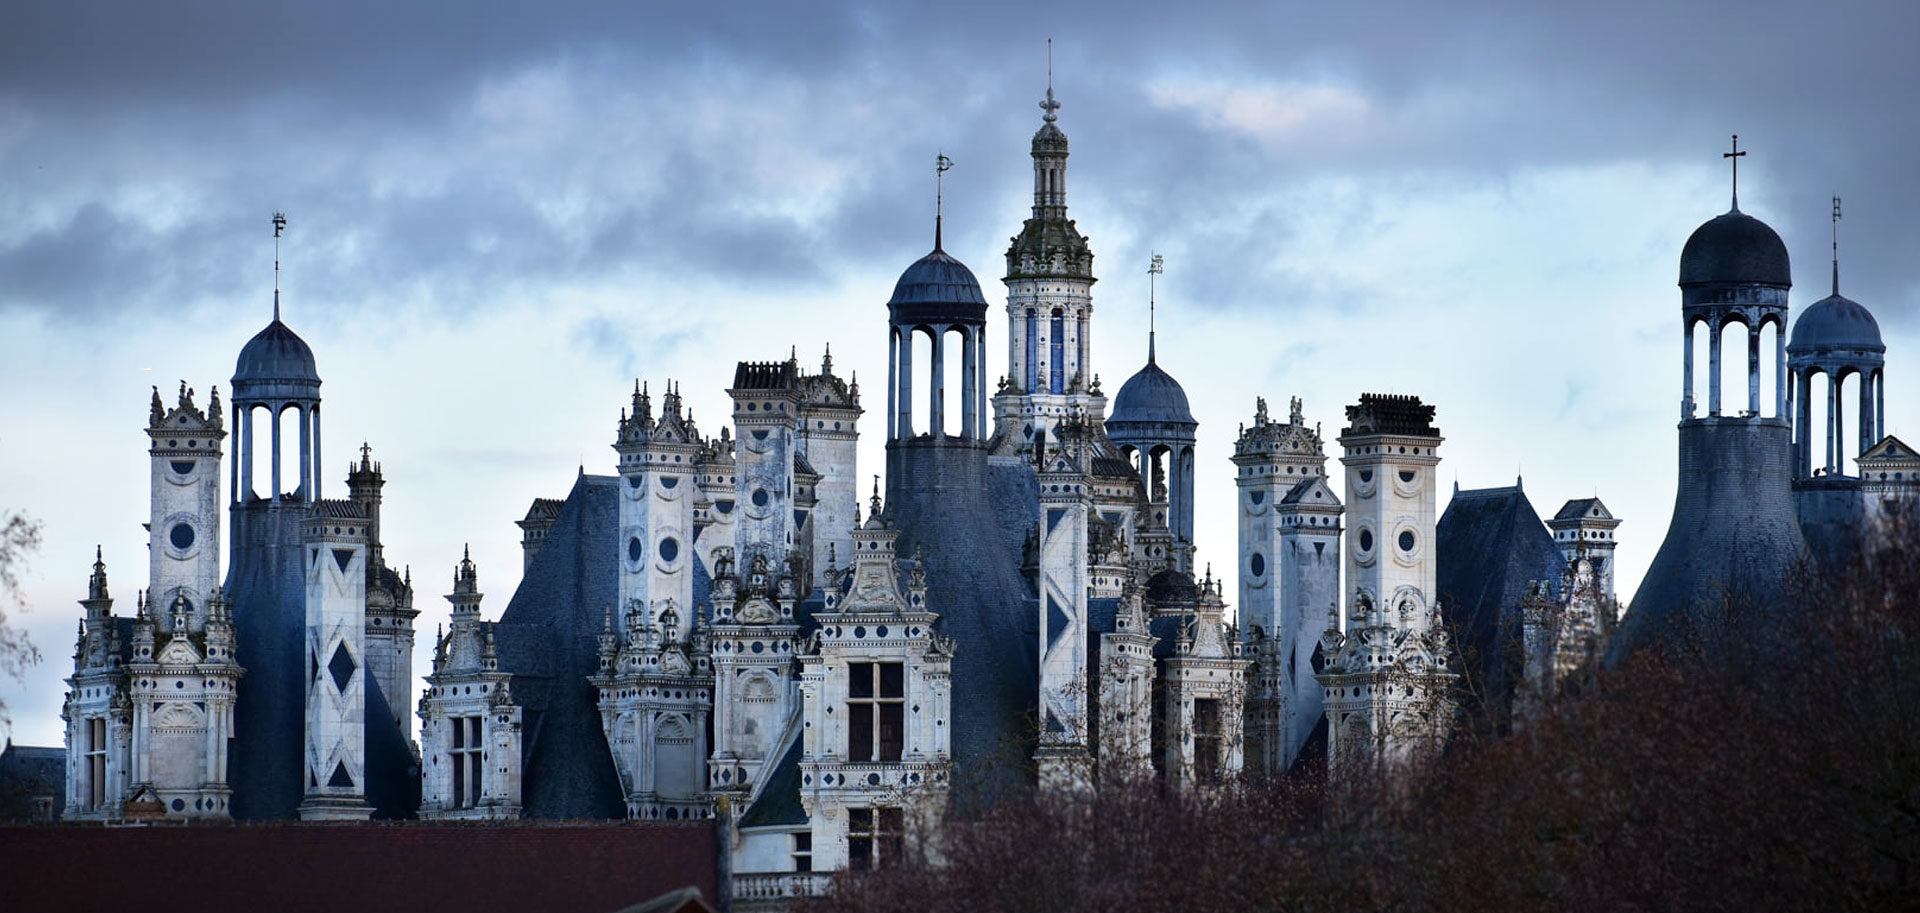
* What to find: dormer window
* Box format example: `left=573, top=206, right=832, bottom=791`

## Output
left=847, top=662, right=904, bottom=762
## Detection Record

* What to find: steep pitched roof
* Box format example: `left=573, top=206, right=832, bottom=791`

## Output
left=1553, top=497, right=1613, bottom=522
left=1437, top=485, right=1567, bottom=720
left=493, top=473, right=629, bottom=819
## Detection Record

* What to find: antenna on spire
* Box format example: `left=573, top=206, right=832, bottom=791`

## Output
left=1148, top=252, right=1164, bottom=363
left=272, top=212, right=288, bottom=321
left=1832, top=195, right=1843, bottom=296
left=1724, top=135, right=1746, bottom=212
left=935, top=152, right=954, bottom=251
left=1040, top=39, right=1060, bottom=123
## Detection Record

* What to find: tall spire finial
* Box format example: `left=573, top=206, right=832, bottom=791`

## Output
left=1040, top=39, right=1060, bottom=123
left=1724, top=135, right=1746, bottom=212
left=1832, top=195, right=1843, bottom=296
left=272, top=212, right=287, bottom=321
left=935, top=152, right=954, bottom=251
left=1147, top=252, right=1164, bottom=364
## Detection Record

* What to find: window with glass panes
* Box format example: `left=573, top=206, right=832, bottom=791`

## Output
left=792, top=832, right=812, bottom=872
left=85, top=718, right=107, bottom=809
left=847, top=806, right=903, bottom=870
left=449, top=716, right=483, bottom=807
left=847, top=662, right=904, bottom=762
left=1193, top=698, right=1221, bottom=782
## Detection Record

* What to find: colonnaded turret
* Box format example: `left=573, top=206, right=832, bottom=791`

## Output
left=1623, top=138, right=1808, bottom=648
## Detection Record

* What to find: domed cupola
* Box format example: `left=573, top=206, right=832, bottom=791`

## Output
left=1787, top=196, right=1887, bottom=481
left=1109, top=359, right=1195, bottom=427
left=234, top=317, right=321, bottom=387
left=886, top=246, right=989, bottom=326
left=1790, top=292, right=1884, bottom=354
left=1679, top=210, right=1792, bottom=288
left=884, top=166, right=991, bottom=443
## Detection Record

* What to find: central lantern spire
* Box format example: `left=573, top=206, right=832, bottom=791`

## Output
left=994, top=49, right=1098, bottom=421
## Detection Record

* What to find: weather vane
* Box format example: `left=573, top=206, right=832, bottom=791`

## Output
left=935, top=152, right=954, bottom=250
left=1148, top=252, right=1164, bottom=363
left=1041, top=39, right=1060, bottom=123
left=1831, top=195, right=1843, bottom=295
left=272, top=211, right=288, bottom=321
left=1724, top=135, right=1746, bottom=211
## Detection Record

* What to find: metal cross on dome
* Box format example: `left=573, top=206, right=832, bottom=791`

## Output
left=1725, top=134, right=1746, bottom=210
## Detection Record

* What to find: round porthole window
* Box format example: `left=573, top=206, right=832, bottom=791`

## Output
left=1250, top=553, right=1266, bottom=577
left=170, top=523, right=195, bottom=550
left=1399, top=531, right=1416, bottom=552
left=628, top=537, right=644, bottom=563
left=659, top=537, right=680, bottom=563
left=1358, top=530, right=1374, bottom=552
left=751, top=489, right=769, bottom=508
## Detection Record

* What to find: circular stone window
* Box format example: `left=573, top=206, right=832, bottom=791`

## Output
left=658, top=537, right=680, bottom=563
left=628, top=536, right=644, bottom=563
left=1250, top=553, right=1266, bottom=577
left=1399, top=530, right=1416, bottom=552
left=170, top=523, right=195, bottom=551
left=1358, top=529, right=1374, bottom=552
left=751, top=489, right=770, bottom=508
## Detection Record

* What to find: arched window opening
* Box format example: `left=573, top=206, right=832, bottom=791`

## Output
left=1024, top=310, right=1039, bottom=393
left=1689, top=319, right=1712, bottom=416
left=1757, top=321, right=1780, bottom=419
left=1049, top=309, right=1065, bottom=395
left=1808, top=371, right=1833, bottom=476
left=1717, top=320, right=1752, bottom=417
left=276, top=404, right=303, bottom=499
left=1835, top=371, right=1856, bottom=475
left=1149, top=445, right=1171, bottom=504
left=246, top=404, right=272, bottom=499
left=911, top=328, right=934, bottom=439
left=940, top=326, right=966, bottom=438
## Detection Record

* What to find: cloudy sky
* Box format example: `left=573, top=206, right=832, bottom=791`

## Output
left=3, top=1, right=1916, bottom=746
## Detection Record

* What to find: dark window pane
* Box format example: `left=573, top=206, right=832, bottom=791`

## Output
left=879, top=807, right=904, bottom=833
left=452, top=759, right=465, bottom=808
left=452, top=720, right=464, bottom=748
left=796, top=855, right=812, bottom=873
left=849, top=704, right=874, bottom=761
left=849, top=808, right=872, bottom=831
left=794, top=833, right=811, bottom=851
left=880, top=835, right=903, bottom=868
left=849, top=837, right=872, bottom=871
left=879, top=662, right=904, bottom=698
left=879, top=704, right=904, bottom=761
left=849, top=663, right=873, bottom=698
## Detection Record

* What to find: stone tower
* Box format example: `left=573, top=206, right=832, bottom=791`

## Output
left=347, top=444, right=416, bottom=736
left=990, top=80, right=1100, bottom=458
left=298, top=502, right=372, bottom=821
left=1787, top=221, right=1885, bottom=567
left=1624, top=176, right=1808, bottom=648
left=795, top=349, right=863, bottom=589
left=226, top=292, right=325, bottom=818
left=1232, top=397, right=1340, bottom=775
left=1107, top=330, right=1199, bottom=559
left=1547, top=498, right=1621, bottom=605
left=420, top=549, right=524, bottom=820
left=1317, top=395, right=1454, bottom=777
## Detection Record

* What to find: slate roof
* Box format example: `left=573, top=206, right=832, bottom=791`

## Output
left=493, top=473, right=631, bottom=819
left=1553, top=497, right=1611, bottom=522
left=1680, top=209, right=1791, bottom=287
left=1436, top=485, right=1567, bottom=722
left=737, top=735, right=806, bottom=828
left=0, top=740, right=64, bottom=822
left=888, top=451, right=1040, bottom=805
left=1109, top=360, right=1196, bottom=426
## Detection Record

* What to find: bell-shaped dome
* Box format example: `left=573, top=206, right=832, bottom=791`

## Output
left=1680, top=210, right=1791, bottom=287
left=1109, top=359, right=1195, bottom=426
left=233, top=318, right=319, bottom=386
left=1790, top=293, right=1884, bottom=353
left=887, top=247, right=987, bottom=325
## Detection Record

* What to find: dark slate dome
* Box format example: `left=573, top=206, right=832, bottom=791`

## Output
left=1679, top=210, right=1792, bottom=286
left=1145, top=568, right=1198, bottom=605
left=233, top=319, right=320, bottom=385
left=1791, top=293, right=1884, bottom=352
left=887, top=248, right=988, bottom=323
left=1109, top=360, right=1195, bottom=426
